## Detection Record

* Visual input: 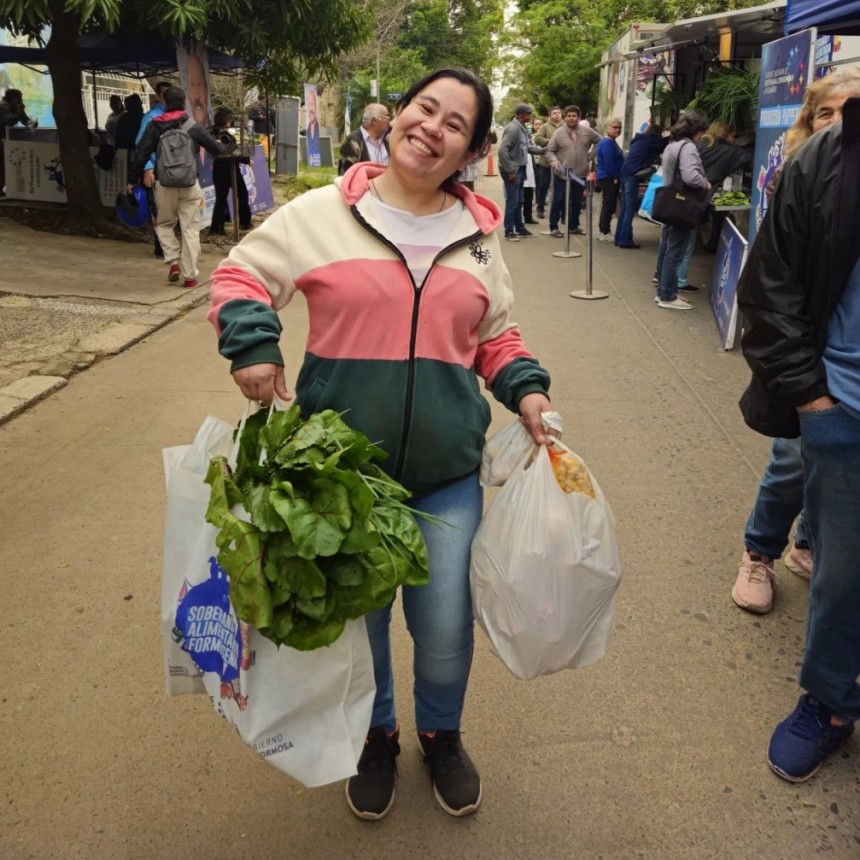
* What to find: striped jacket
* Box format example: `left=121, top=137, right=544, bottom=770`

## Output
left=209, top=162, right=550, bottom=496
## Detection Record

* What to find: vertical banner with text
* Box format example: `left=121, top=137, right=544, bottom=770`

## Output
left=304, top=84, right=321, bottom=168
left=749, top=28, right=815, bottom=247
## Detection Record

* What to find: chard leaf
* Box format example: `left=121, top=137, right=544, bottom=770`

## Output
left=320, top=554, right=366, bottom=587
left=245, top=484, right=286, bottom=532
left=295, top=590, right=333, bottom=621
left=216, top=520, right=273, bottom=630
left=270, top=493, right=345, bottom=559
left=259, top=405, right=303, bottom=453
left=204, top=456, right=243, bottom=527
left=330, top=470, right=374, bottom=518
left=265, top=607, right=294, bottom=642
left=282, top=615, right=346, bottom=651
left=281, top=557, right=327, bottom=598
left=339, top=519, right=381, bottom=554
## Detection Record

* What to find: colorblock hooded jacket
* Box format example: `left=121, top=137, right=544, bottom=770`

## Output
left=209, top=162, right=551, bottom=497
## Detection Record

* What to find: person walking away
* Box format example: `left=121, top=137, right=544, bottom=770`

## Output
left=737, top=96, right=860, bottom=785
left=595, top=117, right=623, bottom=241
left=135, top=81, right=172, bottom=259
left=653, top=111, right=710, bottom=311
left=114, top=94, right=143, bottom=173
left=730, top=67, right=860, bottom=612
left=208, top=66, right=558, bottom=820
left=104, top=95, right=125, bottom=147
left=533, top=107, right=562, bottom=218
left=614, top=122, right=667, bottom=249
left=521, top=118, right=540, bottom=225
left=337, top=104, right=391, bottom=175
left=208, top=108, right=252, bottom=236
left=545, top=105, right=601, bottom=238
left=128, top=86, right=223, bottom=287
left=0, top=89, right=38, bottom=196
left=498, top=103, right=543, bottom=241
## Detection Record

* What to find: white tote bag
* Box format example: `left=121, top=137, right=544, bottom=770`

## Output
left=470, top=439, right=622, bottom=681
left=161, top=416, right=376, bottom=787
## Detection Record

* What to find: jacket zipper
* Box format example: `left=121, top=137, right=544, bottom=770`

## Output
left=350, top=206, right=483, bottom=481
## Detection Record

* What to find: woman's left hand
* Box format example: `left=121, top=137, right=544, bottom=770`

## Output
left=518, top=392, right=558, bottom=446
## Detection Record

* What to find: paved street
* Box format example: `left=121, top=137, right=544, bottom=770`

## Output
left=1, top=178, right=858, bottom=859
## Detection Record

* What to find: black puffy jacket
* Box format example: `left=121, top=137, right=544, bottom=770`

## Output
left=738, top=98, right=860, bottom=438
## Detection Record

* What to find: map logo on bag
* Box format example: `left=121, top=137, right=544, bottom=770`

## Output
left=174, top=558, right=254, bottom=711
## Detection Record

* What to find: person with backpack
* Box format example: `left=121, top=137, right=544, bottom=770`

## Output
left=128, top=86, right=223, bottom=288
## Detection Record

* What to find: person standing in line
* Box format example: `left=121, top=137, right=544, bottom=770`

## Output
left=135, top=81, right=172, bottom=259
left=208, top=108, right=252, bottom=236
left=595, top=117, right=623, bottom=241
left=104, top=95, right=125, bottom=147
left=337, top=104, right=391, bottom=175
left=614, top=122, right=667, bottom=249
left=128, top=86, right=223, bottom=287
left=207, top=66, right=558, bottom=820
left=545, top=104, right=601, bottom=238
left=521, top=117, right=541, bottom=225
left=533, top=106, right=562, bottom=219
left=498, top=103, right=542, bottom=241
left=730, top=67, right=860, bottom=613
left=0, top=88, right=38, bottom=196
left=653, top=111, right=710, bottom=311
left=738, top=96, right=860, bottom=784
left=114, top=94, right=144, bottom=173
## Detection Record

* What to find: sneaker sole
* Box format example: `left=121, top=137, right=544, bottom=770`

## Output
left=767, top=755, right=822, bottom=783
left=731, top=586, right=772, bottom=614
left=657, top=301, right=693, bottom=310
left=415, top=736, right=482, bottom=817
left=344, top=781, right=395, bottom=821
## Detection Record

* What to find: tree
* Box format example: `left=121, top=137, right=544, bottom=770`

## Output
left=508, top=0, right=772, bottom=117
left=0, top=0, right=371, bottom=232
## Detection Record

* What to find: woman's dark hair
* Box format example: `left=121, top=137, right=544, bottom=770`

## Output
left=213, top=107, right=233, bottom=128
left=164, top=86, right=186, bottom=112
left=669, top=110, right=709, bottom=141
left=644, top=121, right=663, bottom=136
left=395, top=67, right=494, bottom=161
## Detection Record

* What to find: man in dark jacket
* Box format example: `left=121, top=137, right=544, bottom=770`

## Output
left=337, top=103, right=390, bottom=175
left=0, top=89, right=37, bottom=196
left=129, top=86, right=223, bottom=288
left=738, top=98, right=860, bottom=784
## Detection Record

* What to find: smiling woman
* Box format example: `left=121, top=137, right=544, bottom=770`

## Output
left=207, top=67, right=559, bottom=822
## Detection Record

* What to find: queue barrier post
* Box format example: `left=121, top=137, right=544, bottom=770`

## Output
left=552, top=173, right=582, bottom=259
left=570, top=175, right=608, bottom=300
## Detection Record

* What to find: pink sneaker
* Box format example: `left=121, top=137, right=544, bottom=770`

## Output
left=784, top=546, right=813, bottom=581
left=732, top=550, right=775, bottom=613
left=167, top=263, right=181, bottom=283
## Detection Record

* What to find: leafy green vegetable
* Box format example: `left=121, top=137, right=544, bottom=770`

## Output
left=205, top=406, right=435, bottom=651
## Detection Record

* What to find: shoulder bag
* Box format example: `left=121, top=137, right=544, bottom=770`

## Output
left=651, top=141, right=709, bottom=229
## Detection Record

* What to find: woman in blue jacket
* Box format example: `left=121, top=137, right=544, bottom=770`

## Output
left=614, top=122, right=668, bottom=248
left=595, top=118, right=624, bottom=240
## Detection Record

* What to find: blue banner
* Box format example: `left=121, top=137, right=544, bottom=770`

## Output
left=709, top=218, right=748, bottom=350
left=749, top=29, right=814, bottom=247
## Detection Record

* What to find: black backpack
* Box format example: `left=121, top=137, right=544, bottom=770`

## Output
left=156, top=117, right=197, bottom=187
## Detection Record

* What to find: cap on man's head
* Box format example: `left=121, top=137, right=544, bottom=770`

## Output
left=515, top=103, right=533, bottom=117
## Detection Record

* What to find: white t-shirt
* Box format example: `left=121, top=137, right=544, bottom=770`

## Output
left=368, top=195, right=464, bottom=286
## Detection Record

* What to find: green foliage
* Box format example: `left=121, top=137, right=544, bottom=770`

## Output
left=686, top=68, right=760, bottom=134
left=509, top=0, right=771, bottom=116
left=205, top=406, right=436, bottom=651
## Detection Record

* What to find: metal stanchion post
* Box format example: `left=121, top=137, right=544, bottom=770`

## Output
left=553, top=173, right=582, bottom=259
left=570, top=175, right=608, bottom=300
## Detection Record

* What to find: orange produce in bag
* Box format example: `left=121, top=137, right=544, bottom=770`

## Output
left=547, top=444, right=595, bottom=497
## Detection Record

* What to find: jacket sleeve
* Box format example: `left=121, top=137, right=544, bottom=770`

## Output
left=497, top=124, right=518, bottom=175
left=191, top=124, right=225, bottom=157
left=128, top=123, right=159, bottom=185
left=678, top=142, right=708, bottom=188
left=738, top=136, right=830, bottom=409
left=474, top=240, right=551, bottom=411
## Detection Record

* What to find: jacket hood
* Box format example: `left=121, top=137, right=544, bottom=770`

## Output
left=337, top=161, right=502, bottom=234
left=155, top=110, right=188, bottom=123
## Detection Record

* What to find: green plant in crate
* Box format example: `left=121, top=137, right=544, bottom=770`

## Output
left=687, top=68, right=760, bottom=134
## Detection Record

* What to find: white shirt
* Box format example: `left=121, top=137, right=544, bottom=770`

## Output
left=361, top=125, right=389, bottom=166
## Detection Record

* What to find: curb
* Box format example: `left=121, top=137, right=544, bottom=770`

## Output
left=0, top=286, right=211, bottom=426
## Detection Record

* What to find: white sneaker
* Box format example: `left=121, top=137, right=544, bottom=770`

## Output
left=657, top=298, right=693, bottom=311
left=597, top=233, right=613, bottom=242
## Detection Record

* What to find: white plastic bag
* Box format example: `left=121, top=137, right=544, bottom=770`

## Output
left=480, top=411, right=564, bottom=487
left=161, top=415, right=376, bottom=787
left=470, top=439, right=621, bottom=680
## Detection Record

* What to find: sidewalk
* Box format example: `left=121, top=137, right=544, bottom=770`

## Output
left=0, top=180, right=857, bottom=860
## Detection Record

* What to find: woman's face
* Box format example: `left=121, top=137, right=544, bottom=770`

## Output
left=532, top=119, right=543, bottom=134
left=812, top=90, right=854, bottom=132
left=388, top=76, right=477, bottom=188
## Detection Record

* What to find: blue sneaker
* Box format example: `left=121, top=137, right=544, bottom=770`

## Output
left=768, top=694, right=855, bottom=782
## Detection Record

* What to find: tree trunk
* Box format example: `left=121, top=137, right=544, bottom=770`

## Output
left=45, top=2, right=107, bottom=231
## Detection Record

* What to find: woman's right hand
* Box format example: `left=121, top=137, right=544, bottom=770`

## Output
left=231, top=363, right=293, bottom=406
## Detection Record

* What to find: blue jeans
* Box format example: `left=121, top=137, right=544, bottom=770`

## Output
left=655, top=224, right=695, bottom=301
left=614, top=174, right=639, bottom=247
left=798, top=404, right=860, bottom=719
left=744, top=437, right=807, bottom=558
left=365, top=471, right=483, bottom=734
left=503, top=167, right=525, bottom=234
left=550, top=174, right=584, bottom=232
left=535, top=164, right=551, bottom=212
left=676, top=228, right=698, bottom=288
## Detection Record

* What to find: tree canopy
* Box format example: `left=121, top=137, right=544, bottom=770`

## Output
left=0, top=0, right=372, bottom=227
